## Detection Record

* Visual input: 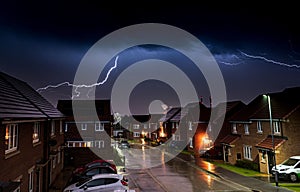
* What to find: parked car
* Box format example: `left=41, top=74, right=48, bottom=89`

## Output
left=70, top=165, right=117, bottom=184
left=73, top=159, right=117, bottom=175
left=64, top=173, right=129, bottom=192
left=118, top=140, right=130, bottom=149
left=271, top=155, right=300, bottom=182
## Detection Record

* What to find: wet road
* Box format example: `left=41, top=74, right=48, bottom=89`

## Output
left=117, top=144, right=251, bottom=192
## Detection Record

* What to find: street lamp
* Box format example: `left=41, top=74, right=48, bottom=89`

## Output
left=264, top=94, right=278, bottom=187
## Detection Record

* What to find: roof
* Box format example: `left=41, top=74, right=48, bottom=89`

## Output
left=255, top=135, right=287, bottom=150
left=230, top=87, right=300, bottom=122
left=170, top=103, right=198, bottom=122
left=159, top=107, right=181, bottom=122
left=0, top=72, right=64, bottom=119
left=0, top=181, right=21, bottom=192
left=220, top=134, right=240, bottom=145
left=57, top=99, right=111, bottom=117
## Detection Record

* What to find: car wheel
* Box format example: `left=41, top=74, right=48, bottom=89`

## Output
left=290, top=173, right=298, bottom=182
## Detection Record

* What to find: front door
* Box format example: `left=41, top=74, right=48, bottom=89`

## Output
left=268, top=151, right=275, bottom=174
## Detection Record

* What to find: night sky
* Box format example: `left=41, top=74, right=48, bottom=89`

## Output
left=1, top=1, right=300, bottom=114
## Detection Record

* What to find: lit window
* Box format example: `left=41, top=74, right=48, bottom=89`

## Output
left=95, top=122, right=104, bottom=131
left=33, top=122, right=40, bottom=143
left=232, top=123, right=237, bottom=134
left=243, top=145, right=252, bottom=160
left=257, top=121, right=263, bottom=133
left=5, top=124, right=18, bottom=154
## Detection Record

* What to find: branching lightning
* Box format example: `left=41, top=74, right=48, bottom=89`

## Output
left=239, top=51, right=300, bottom=69
left=36, top=56, right=119, bottom=98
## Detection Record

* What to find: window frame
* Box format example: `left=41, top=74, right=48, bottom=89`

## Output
left=257, top=121, right=263, bottom=133
left=5, top=124, right=19, bottom=154
left=95, top=122, right=104, bottom=132
left=243, top=145, right=252, bottom=160
left=232, top=123, right=237, bottom=134
left=33, top=122, right=40, bottom=143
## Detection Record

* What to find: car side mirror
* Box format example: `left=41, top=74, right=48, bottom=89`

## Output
left=84, top=185, right=88, bottom=190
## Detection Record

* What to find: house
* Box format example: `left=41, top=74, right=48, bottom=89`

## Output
left=159, top=107, right=181, bottom=140
left=121, top=114, right=162, bottom=142
left=222, top=87, right=300, bottom=173
left=0, top=72, right=65, bottom=192
left=57, top=99, right=113, bottom=166
left=210, top=101, right=245, bottom=159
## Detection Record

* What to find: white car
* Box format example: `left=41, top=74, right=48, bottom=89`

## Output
left=63, top=173, right=129, bottom=192
left=271, top=155, right=300, bottom=182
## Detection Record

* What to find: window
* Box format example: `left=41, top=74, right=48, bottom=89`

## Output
left=244, top=124, right=249, bottom=135
left=95, top=122, right=104, bottom=131
left=28, top=168, right=34, bottom=192
left=232, top=123, right=237, bottom=134
left=5, top=124, right=18, bottom=154
left=81, top=123, right=87, bottom=131
left=237, top=153, right=242, bottom=160
left=172, top=122, right=175, bottom=129
left=51, top=121, right=55, bottom=136
left=95, top=140, right=104, bottom=148
left=243, top=145, right=252, bottom=160
left=188, top=121, right=192, bottom=130
left=144, top=124, right=148, bottom=129
left=189, top=137, right=193, bottom=148
left=273, top=121, right=281, bottom=134
left=133, top=124, right=140, bottom=129
left=59, top=120, right=63, bottom=133
left=33, top=122, right=40, bottom=143
left=65, top=124, right=68, bottom=132
left=133, top=132, right=140, bottom=137
left=257, top=121, right=263, bottom=133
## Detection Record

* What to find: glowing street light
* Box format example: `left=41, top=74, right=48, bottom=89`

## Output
left=264, top=94, right=278, bottom=187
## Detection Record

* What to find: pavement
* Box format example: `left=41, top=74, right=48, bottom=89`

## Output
left=176, top=153, right=293, bottom=192
left=49, top=152, right=294, bottom=192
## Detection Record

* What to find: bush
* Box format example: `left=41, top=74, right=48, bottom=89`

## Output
left=235, top=159, right=259, bottom=171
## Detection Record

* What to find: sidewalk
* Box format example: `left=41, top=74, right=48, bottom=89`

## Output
left=176, top=153, right=293, bottom=192
left=49, top=166, right=74, bottom=192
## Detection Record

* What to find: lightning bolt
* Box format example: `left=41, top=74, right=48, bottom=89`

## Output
left=36, top=56, right=119, bottom=98
left=239, top=51, right=300, bottom=69
left=218, top=61, right=244, bottom=66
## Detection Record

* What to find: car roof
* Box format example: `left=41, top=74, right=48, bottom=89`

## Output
left=290, top=156, right=300, bottom=159
left=92, top=173, right=122, bottom=179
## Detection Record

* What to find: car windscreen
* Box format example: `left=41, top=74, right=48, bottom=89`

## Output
left=282, top=158, right=299, bottom=166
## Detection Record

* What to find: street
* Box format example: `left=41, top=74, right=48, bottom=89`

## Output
left=117, top=144, right=251, bottom=192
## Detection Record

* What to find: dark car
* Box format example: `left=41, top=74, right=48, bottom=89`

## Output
left=118, top=140, right=130, bottom=149
left=69, top=165, right=117, bottom=184
left=72, top=159, right=117, bottom=175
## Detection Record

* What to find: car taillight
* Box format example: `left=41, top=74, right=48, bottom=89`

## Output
left=121, top=179, right=128, bottom=186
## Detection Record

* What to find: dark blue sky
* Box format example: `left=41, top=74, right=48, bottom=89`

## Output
left=1, top=1, right=300, bottom=114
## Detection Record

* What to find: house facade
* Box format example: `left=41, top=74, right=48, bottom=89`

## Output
left=222, top=87, right=300, bottom=173
left=0, top=72, right=65, bottom=192
left=57, top=100, right=113, bottom=166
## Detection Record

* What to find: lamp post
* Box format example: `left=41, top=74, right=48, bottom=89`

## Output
left=264, top=94, right=278, bottom=187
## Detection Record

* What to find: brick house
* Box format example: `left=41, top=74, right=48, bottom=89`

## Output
left=57, top=100, right=113, bottom=166
left=121, top=114, right=162, bottom=142
left=222, top=87, right=300, bottom=173
left=210, top=101, right=245, bottom=159
left=0, top=72, right=65, bottom=192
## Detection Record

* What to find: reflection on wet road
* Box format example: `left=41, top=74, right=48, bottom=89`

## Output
left=117, top=144, right=250, bottom=191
